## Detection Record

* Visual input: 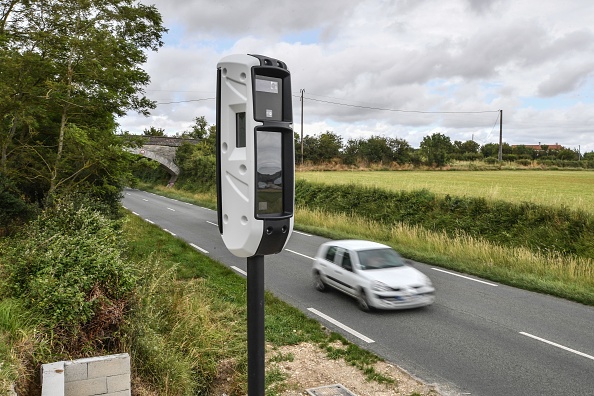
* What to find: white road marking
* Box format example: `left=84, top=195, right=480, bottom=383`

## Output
left=285, top=249, right=314, bottom=260
left=167, top=207, right=175, bottom=211
left=431, top=268, right=498, bottom=287
left=293, top=230, right=312, bottom=237
left=132, top=211, right=139, bottom=216
left=163, top=229, right=176, bottom=236
left=231, top=266, right=247, bottom=276
left=142, top=198, right=149, bottom=201
left=190, top=243, right=209, bottom=254
left=145, top=219, right=154, bottom=224
left=307, top=308, right=375, bottom=344
left=520, top=332, right=594, bottom=361
left=206, top=221, right=218, bottom=226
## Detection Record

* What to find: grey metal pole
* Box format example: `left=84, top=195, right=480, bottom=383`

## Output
left=498, top=109, right=503, bottom=161
left=247, top=255, right=265, bottom=395
left=300, top=89, right=304, bottom=165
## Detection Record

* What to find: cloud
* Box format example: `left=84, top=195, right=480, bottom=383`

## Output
left=538, top=61, right=594, bottom=97
left=120, top=0, right=594, bottom=153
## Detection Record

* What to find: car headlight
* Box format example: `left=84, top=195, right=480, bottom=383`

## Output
left=372, top=281, right=391, bottom=291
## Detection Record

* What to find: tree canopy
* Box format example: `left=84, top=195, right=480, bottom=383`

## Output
left=0, top=0, right=166, bottom=207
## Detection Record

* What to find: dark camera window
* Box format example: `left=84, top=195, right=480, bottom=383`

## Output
left=256, top=130, right=283, bottom=216
left=236, top=112, right=246, bottom=148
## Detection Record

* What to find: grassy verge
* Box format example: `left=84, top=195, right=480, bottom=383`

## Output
left=121, top=211, right=394, bottom=394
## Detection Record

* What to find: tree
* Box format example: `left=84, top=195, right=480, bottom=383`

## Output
left=185, top=116, right=209, bottom=139
left=459, top=140, right=480, bottom=154
left=419, top=133, right=453, bottom=167
left=512, top=145, right=536, bottom=159
left=359, top=136, right=395, bottom=164
left=0, top=0, right=166, bottom=204
left=316, top=131, right=342, bottom=163
left=143, top=126, right=165, bottom=136
left=481, top=142, right=511, bottom=159
left=342, top=138, right=361, bottom=166
left=387, top=137, right=413, bottom=164
left=557, top=149, right=579, bottom=161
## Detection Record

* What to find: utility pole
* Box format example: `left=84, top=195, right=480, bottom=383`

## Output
left=498, top=109, right=503, bottom=161
left=300, top=89, right=304, bottom=165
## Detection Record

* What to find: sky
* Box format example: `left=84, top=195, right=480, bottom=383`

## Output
left=117, top=0, right=594, bottom=153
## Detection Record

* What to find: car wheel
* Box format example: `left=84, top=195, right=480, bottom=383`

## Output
left=313, top=271, right=327, bottom=292
left=358, top=289, right=372, bottom=312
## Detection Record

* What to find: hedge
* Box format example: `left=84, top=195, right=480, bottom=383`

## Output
left=295, top=180, right=594, bottom=258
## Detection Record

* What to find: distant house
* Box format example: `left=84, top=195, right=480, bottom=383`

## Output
left=512, top=143, right=564, bottom=151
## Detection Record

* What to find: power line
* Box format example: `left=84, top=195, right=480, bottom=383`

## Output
left=295, top=94, right=499, bottom=114
left=156, top=97, right=215, bottom=105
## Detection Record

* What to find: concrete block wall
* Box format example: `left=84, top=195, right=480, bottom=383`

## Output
left=41, top=353, right=130, bottom=396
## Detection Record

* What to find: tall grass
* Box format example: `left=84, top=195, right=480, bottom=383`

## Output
left=296, top=207, right=594, bottom=305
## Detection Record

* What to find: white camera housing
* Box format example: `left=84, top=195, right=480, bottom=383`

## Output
left=216, top=54, right=294, bottom=257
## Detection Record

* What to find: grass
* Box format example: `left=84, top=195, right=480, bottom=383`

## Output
left=297, top=170, right=594, bottom=214
left=121, top=211, right=393, bottom=394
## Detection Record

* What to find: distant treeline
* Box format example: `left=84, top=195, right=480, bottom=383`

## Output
left=295, top=131, right=594, bottom=168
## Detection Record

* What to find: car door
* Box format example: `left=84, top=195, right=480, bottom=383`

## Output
left=332, top=248, right=360, bottom=297
left=319, top=245, right=341, bottom=289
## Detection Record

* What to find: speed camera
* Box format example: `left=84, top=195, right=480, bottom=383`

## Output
left=216, top=54, right=294, bottom=257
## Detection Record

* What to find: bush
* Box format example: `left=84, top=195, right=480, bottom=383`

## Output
left=0, top=196, right=136, bottom=348
left=176, top=154, right=216, bottom=192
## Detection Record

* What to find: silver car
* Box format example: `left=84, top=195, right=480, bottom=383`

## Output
left=312, top=240, right=435, bottom=311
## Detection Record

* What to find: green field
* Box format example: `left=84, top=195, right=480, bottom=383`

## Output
left=297, top=170, right=594, bottom=213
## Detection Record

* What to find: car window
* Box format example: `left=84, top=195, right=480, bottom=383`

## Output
left=357, top=248, right=405, bottom=270
left=341, top=251, right=353, bottom=271
left=325, top=246, right=337, bottom=263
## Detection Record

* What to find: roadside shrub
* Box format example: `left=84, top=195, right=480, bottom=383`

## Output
left=0, top=196, right=137, bottom=350
left=176, top=154, right=216, bottom=192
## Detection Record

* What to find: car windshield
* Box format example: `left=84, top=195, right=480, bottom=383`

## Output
left=357, top=248, right=406, bottom=270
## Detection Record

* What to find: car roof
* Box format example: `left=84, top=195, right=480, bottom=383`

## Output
left=323, top=239, right=390, bottom=252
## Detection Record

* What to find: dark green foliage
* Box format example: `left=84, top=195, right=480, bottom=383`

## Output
left=129, top=156, right=171, bottom=185
left=537, top=159, right=594, bottom=169
left=0, top=174, right=36, bottom=233
left=295, top=180, right=594, bottom=258
left=176, top=154, right=216, bottom=192
left=419, top=133, right=454, bottom=167
left=0, top=196, right=136, bottom=347
left=0, top=0, right=166, bottom=205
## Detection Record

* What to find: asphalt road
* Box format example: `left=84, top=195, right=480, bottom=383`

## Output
left=122, top=188, right=594, bottom=396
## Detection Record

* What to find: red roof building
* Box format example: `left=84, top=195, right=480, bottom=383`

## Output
left=512, top=144, right=564, bottom=150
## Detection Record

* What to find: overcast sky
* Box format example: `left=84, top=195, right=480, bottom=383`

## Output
left=118, top=0, right=594, bottom=153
